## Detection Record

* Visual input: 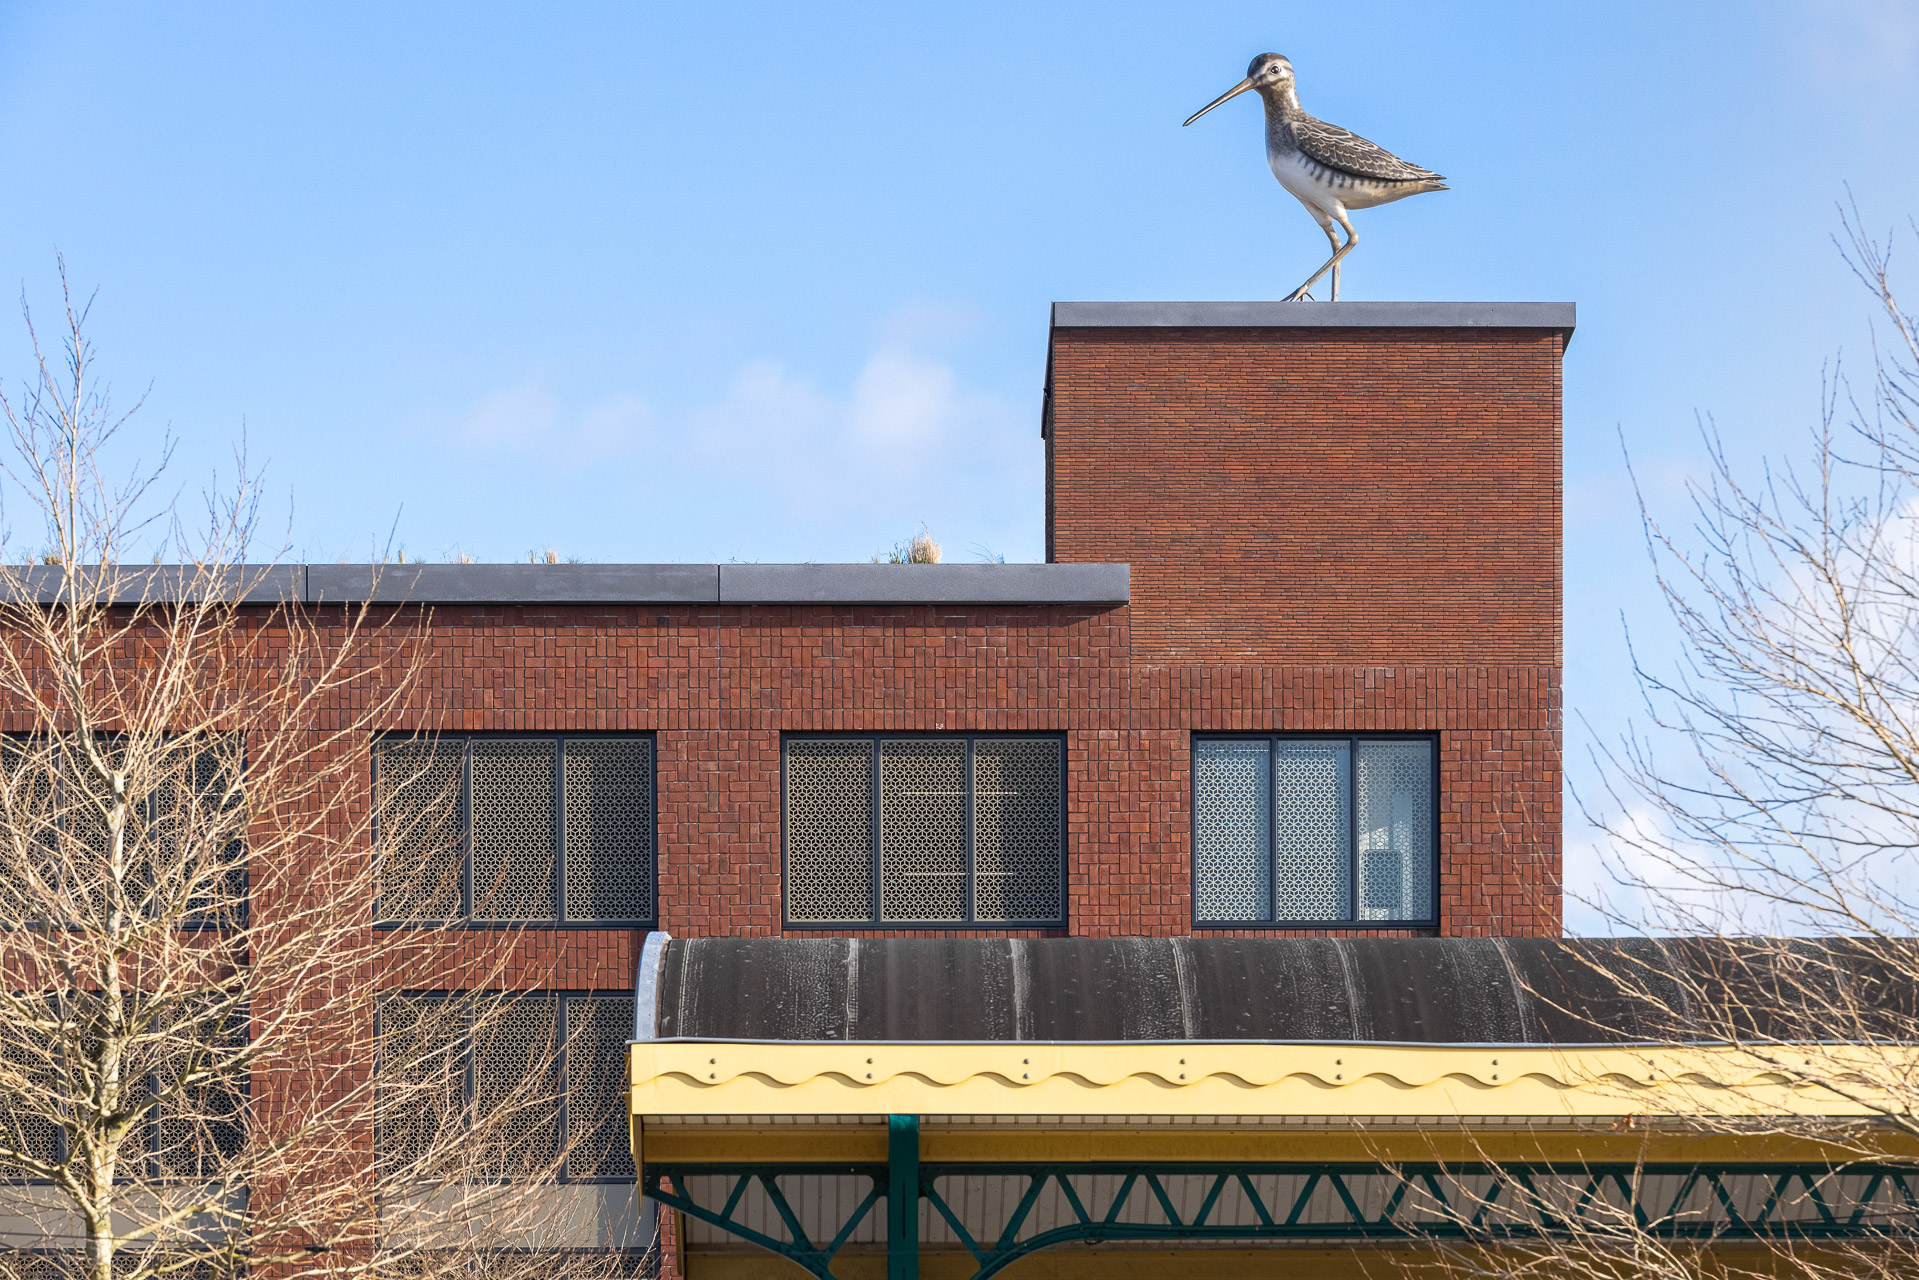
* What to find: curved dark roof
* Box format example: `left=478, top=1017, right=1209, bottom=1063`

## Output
left=651, top=936, right=1916, bottom=1045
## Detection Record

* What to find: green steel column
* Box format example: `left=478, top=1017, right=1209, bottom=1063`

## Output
left=887, top=1114, right=920, bottom=1280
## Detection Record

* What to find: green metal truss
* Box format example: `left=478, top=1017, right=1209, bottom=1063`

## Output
left=641, top=1119, right=1919, bottom=1280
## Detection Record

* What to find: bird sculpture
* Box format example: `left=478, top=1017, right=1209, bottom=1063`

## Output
left=1184, top=53, right=1446, bottom=302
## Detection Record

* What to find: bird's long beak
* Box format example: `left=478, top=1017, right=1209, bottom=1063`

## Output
left=1183, top=77, right=1254, bottom=127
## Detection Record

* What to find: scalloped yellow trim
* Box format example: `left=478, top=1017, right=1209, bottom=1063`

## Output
left=628, top=1042, right=1904, bottom=1119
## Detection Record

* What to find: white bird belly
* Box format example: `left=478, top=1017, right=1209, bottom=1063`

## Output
left=1266, top=145, right=1414, bottom=214
left=1267, top=146, right=1339, bottom=214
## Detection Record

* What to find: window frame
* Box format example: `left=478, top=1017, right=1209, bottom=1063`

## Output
left=780, top=731, right=1069, bottom=931
left=1190, top=733, right=1440, bottom=929
left=372, top=732, right=658, bottom=929
left=373, top=989, right=637, bottom=1185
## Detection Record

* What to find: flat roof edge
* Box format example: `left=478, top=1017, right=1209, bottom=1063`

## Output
left=720, top=562, right=1129, bottom=605
left=0, top=563, right=1131, bottom=606
left=1051, top=300, right=1576, bottom=333
left=308, top=563, right=722, bottom=604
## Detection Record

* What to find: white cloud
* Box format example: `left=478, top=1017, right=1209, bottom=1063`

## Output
left=1564, top=803, right=1687, bottom=936
left=1798, top=0, right=1919, bottom=86
left=449, top=379, right=655, bottom=466
left=850, top=349, right=960, bottom=452
left=676, top=340, right=1027, bottom=550
left=429, top=305, right=1039, bottom=562
left=455, top=380, right=560, bottom=448
left=689, top=360, right=837, bottom=473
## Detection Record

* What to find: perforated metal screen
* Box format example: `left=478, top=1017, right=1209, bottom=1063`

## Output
left=376, top=994, right=466, bottom=1171
left=784, top=736, right=1065, bottom=926
left=880, top=740, right=965, bottom=922
left=566, top=996, right=637, bottom=1180
left=158, top=740, right=248, bottom=927
left=1356, top=740, right=1435, bottom=922
left=0, top=739, right=58, bottom=919
left=375, top=736, right=655, bottom=924
left=473, top=995, right=561, bottom=1176
left=784, top=740, right=873, bottom=923
left=374, top=739, right=463, bottom=921
left=1194, top=737, right=1434, bottom=925
left=565, top=740, right=655, bottom=923
left=154, top=1000, right=248, bottom=1178
left=0, top=735, right=250, bottom=928
left=376, top=992, right=635, bottom=1186
left=472, top=741, right=558, bottom=921
left=1275, top=741, right=1351, bottom=922
left=0, top=1006, right=58, bottom=1165
left=973, top=739, right=1063, bottom=922
left=1193, top=739, right=1271, bottom=923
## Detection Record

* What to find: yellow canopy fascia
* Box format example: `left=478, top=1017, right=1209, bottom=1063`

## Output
left=630, top=1040, right=1906, bottom=1121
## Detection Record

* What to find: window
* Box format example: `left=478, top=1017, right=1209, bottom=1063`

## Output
left=1193, top=736, right=1436, bottom=926
left=783, top=735, right=1065, bottom=927
left=5, top=995, right=248, bottom=1179
left=375, top=992, right=635, bottom=1181
left=373, top=736, right=655, bottom=925
left=0, top=734, right=246, bottom=929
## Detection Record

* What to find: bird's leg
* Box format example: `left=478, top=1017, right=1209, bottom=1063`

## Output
left=1285, top=211, right=1358, bottom=303
left=1286, top=218, right=1341, bottom=302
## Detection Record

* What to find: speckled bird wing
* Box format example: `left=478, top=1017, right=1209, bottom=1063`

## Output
left=1292, top=115, right=1444, bottom=183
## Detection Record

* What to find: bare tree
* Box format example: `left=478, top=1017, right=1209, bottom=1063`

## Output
left=1370, top=210, right=1919, bottom=1280
left=1584, top=204, right=1919, bottom=1127
left=0, top=271, right=646, bottom=1280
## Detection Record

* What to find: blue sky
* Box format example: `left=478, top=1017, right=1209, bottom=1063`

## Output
left=4, top=1, right=1917, bottom=924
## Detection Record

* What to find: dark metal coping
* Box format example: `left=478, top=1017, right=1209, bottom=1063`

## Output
left=1050, top=300, right=1575, bottom=335
left=0, top=563, right=1130, bottom=606
left=651, top=936, right=1914, bottom=1046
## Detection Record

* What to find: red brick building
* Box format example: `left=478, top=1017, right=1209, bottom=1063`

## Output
left=0, top=301, right=1572, bottom=1279
left=355, top=299, right=1573, bottom=1276
left=21, top=302, right=1909, bottom=1280
left=358, top=301, right=1568, bottom=971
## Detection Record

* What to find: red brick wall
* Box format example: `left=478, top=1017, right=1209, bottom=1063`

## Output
left=1045, top=322, right=1565, bottom=936
left=188, top=322, right=1564, bottom=958
left=1047, top=325, right=1562, bottom=666
left=357, top=637, right=1557, bottom=944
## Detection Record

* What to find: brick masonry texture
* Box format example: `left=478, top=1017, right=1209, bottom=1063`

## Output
left=0, top=321, right=1566, bottom=1280
left=10, top=322, right=1559, bottom=977
left=1046, top=325, right=1563, bottom=667
left=246, top=322, right=1564, bottom=953
left=1045, top=323, right=1565, bottom=936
